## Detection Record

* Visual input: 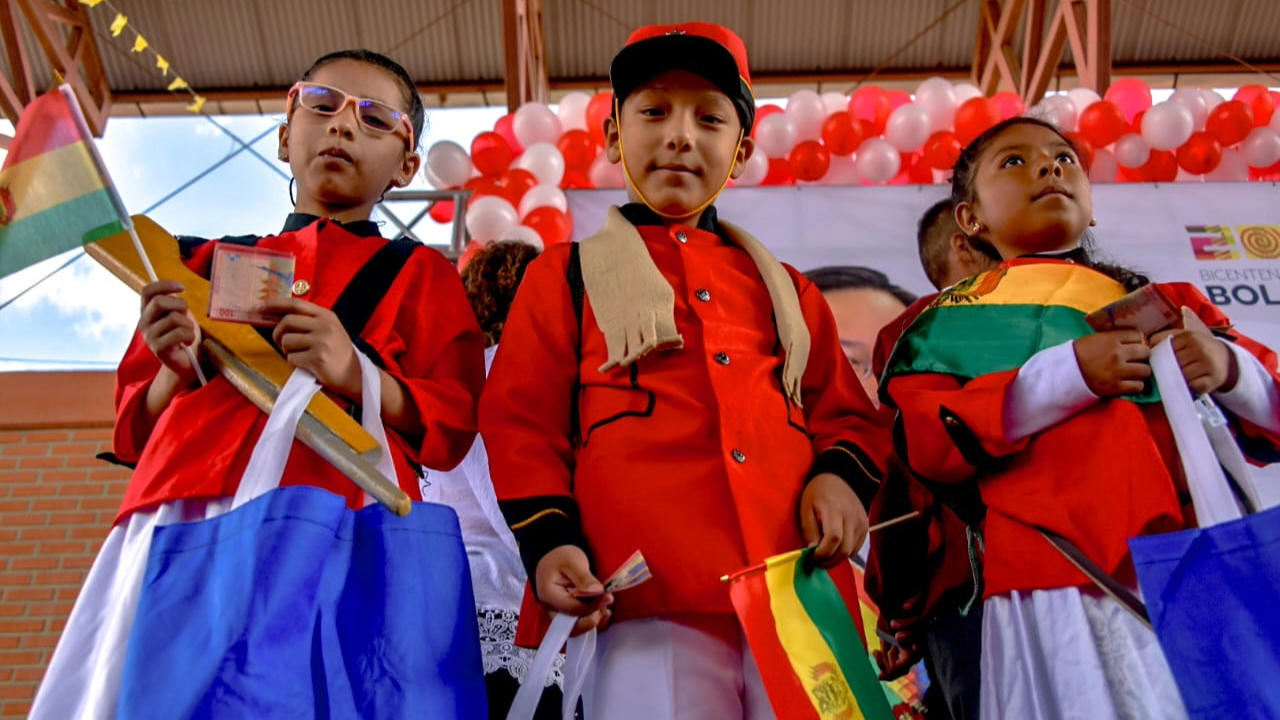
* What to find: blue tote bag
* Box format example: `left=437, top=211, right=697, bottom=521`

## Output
left=116, top=357, right=487, bottom=720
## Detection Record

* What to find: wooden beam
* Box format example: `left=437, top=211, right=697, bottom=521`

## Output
left=1020, top=0, right=1047, bottom=97
left=501, top=0, right=548, bottom=113
left=0, top=0, right=34, bottom=106
left=975, top=0, right=1116, bottom=107
left=6, top=0, right=110, bottom=135
left=1086, top=0, right=1112, bottom=94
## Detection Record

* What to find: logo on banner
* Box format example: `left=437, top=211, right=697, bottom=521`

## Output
left=1187, top=224, right=1280, bottom=306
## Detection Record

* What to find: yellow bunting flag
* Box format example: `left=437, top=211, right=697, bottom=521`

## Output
left=78, top=0, right=106, bottom=6
left=109, top=13, right=128, bottom=36
left=166, top=77, right=188, bottom=92
left=186, top=95, right=207, bottom=114
left=131, top=35, right=149, bottom=53
left=155, top=55, right=170, bottom=76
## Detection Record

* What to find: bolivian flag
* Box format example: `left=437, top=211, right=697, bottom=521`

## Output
left=883, top=259, right=1159, bottom=403
left=727, top=548, right=895, bottom=720
left=0, top=86, right=127, bottom=279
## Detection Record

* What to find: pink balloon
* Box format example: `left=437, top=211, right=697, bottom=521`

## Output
left=1104, top=78, right=1153, bottom=124
left=886, top=89, right=912, bottom=111
left=1090, top=148, right=1118, bottom=183
left=588, top=152, right=624, bottom=188
left=855, top=138, right=901, bottom=184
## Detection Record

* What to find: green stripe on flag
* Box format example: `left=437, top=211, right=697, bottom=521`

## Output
left=885, top=302, right=1159, bottom=403
left=792, top=555, right=896, bottom=720
left=0, top=188, right=124, bottom=279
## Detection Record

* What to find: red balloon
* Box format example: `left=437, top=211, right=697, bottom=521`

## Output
left=1250, top=158, right=1280, bottom=182
left=1206, top=101, right=1255, bottom=147
left=471, top=131, right=514, bottom=176
left=560, top=169, right=593, bottom=189
left=558, top=129, right=597, bottom=173
left=524, top=207, right=573, bottom=246
left=1103, top=78, right=1153, bottom=124
left=498, top=168, right=538, bottom=204
left=456, top=240, right=487, bottom=272
left=1065, top=133, right=1096, bottom=170
left=761, top=158, right=795, bottom=186
left=463, top=176, right=500, bottom=205
left=886, top=89, right=912, bottom=111
left=1141, top=149, right=1178, bottom=183
left=954, top=97, right=1001, bottom=145
left=585, top=92, right=614, bottom=147
left=493, top=115, right=523, bottom=155
left=849, top=87, right=892, bottom=135
left=903, top=152, right=933, bottom=184
left=1129, top=110, right=1145, bottom=134
left=1176, top=131, right=1223, bottom=175
left=1116, top=165, right=1146, bottom=183
left=922, top=131, right=961, bottom=170
left=992, top=91, right=1025, bottom=120
left=429, top=198, right=454, bottom=224
left=752, top=104, right=785, bottom=140
left=1077, top=101, right=1128, bottom=149
left=821, top=111, right=865, bottom=155
left=1233, top=84, right=1275, bottom=127
left=789, top=140, right=831, bottom=182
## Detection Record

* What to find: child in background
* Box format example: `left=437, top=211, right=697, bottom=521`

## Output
left=31, top=49, right=485, bottom=720
left=881, top=117, right=1280, bottom=720
left=481, top=22, right=890, bottom=720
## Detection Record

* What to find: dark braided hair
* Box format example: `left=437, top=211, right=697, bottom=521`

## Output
left=950, top=116, right=1149, bottom=291
left=461, top=241, right=542, bottom=347
left=298, top=49, right=426, bottom=150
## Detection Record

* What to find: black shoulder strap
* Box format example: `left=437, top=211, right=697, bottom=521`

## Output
left=567, top=242, right=585, bottom=447
left=330, top=239, right=419, bottom=369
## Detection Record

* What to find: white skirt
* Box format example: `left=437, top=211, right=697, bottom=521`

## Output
left=28, top=498, right=232, bottom=720
left=981, top=587, right=1189, bottom=720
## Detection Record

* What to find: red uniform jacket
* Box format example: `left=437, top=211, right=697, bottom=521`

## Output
left=113, top=215, right=485, bottom=521
left=866, top=294, right=982, bottom=623
left=883, top=272, right=1280, bottom=598
left=481, top=205, right=891, bottom=624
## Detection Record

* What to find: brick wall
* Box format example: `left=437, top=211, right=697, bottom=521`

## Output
left=0, top=371, right=119, bottom=718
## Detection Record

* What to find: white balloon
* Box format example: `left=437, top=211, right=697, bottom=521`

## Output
left=589, top=153, right=625, bottom=188
left=915, top=77, right=958, bottom=132
left=512, top=103, right=563, bottom=147
left=821, top=154, right=860, bottom=185
left=466, top=196, right=519, bottom=241
left=513, top=142, right=566, bottom=186
left=1090, top=148, right=1118, bottom=183
left=1141, top=100, right=1195, bottom=151
left=754, top=113, right=799, bottom=158
left=821, top=91, right=848, bottom=118
left=884, top=103, right=931, bottom=152
left=786, top=90, right=827, bottom=142
left=953, top=82, right=984, bottom=105
left=422, top=163, right=446, bottom=190
left=1039, top=94, right=1079, bottom=132
left=518, top=184, right=568, bottom=219
left=1067, top=87, right=1102, bottom=112
left=1113, top=134, right=1151, bottom=168
left=1206, top=148, right=1249, bottom=182
left=735, top=151, right=769, bottom=186
left=556, top=92, right=591, bottom=132
left=1169, top=88, right=1209, bottom=132
left=499, top=223, right=545, bottom=250
left=425, top=141, right=472, bottom=188
left=1271, top=106, right=1280, bottom=133
left=1201, top=89, right=1227, bottom=113
left=1241, top=126, right=1280, bottom=169
left=855, top=139, right=901, bottom=183
left=1175, top=167, right=1202, bottom=183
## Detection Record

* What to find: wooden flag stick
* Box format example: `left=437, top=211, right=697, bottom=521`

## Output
left=720, top=511, right=922, bottom=582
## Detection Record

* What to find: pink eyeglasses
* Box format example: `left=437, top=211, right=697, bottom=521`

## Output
left=286, top=82, right=415, bottom=148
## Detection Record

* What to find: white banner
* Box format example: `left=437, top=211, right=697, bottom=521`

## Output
left=568, top=183, right=1280, bottom=504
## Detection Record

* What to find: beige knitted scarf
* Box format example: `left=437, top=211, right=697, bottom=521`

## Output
left=578, top=206, right=810, bottom=406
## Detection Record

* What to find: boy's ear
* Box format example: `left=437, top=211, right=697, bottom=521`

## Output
left=604, top=115, right=622, bottom=164
left=397, top=151, right=422, bottom=187
left=730, top=136, right=755, bottom=180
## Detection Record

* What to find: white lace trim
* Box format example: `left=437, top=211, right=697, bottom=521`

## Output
left=478, top=607, right=565, bottom=688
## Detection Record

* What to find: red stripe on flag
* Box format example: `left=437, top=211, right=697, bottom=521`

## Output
left=4, top=89, right=88, bottom=168
left=729, top=574, right=822, bottom=720
left=828, top=561, right=869, bottom=647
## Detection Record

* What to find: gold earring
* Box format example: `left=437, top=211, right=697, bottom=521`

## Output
left=278, top=149, right=288, bottom=161
left=1089, top=218, right=1098, bottom=227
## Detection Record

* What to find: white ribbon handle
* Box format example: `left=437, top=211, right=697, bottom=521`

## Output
left=1152, top=338, right=1247, bottom=527
left=232, top=368, right=323, bottom=508
left=354, top=350, right=398, bottom=506
left=506, top=613, right=596, bottom=720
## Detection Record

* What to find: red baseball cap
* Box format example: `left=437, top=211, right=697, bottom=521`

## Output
left=609, top=22, right=755, bottom=132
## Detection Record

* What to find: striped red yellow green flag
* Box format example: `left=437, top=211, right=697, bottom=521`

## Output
left=0, top=86, right=127, bottom=279
left=727, top=548, right=895, bottom=720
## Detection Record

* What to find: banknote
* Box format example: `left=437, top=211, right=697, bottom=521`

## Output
left=1086, top=284, right=1181, bottom=337
left=208, top=243, right=296, bottom=326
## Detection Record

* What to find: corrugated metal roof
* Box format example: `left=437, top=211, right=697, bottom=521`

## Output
left=9, top=0, right=1279, bottom=117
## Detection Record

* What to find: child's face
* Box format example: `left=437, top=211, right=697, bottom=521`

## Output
left=958, top=123, right=1093, bottom=259
left=278, top=59, right=419, bottom=219
left=605, top=70, right=753, bottom=221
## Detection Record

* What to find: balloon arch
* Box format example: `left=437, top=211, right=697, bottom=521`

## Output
left=423, top=78, right=1280, bottom=264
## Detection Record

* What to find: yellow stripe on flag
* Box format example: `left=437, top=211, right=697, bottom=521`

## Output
left=932, top=262, right=1126, bottom=315
left=0, top=142, right=107, bottom=224
left=765, top=558, right=868, bottom=720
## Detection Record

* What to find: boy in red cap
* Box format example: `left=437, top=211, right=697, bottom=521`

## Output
left=481, top=23, right=890, bottom=719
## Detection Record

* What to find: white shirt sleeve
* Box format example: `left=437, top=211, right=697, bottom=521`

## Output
left=1003, top=340, right=1100, bottom=442
left=1212, top=341, right=1280, bottom=434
